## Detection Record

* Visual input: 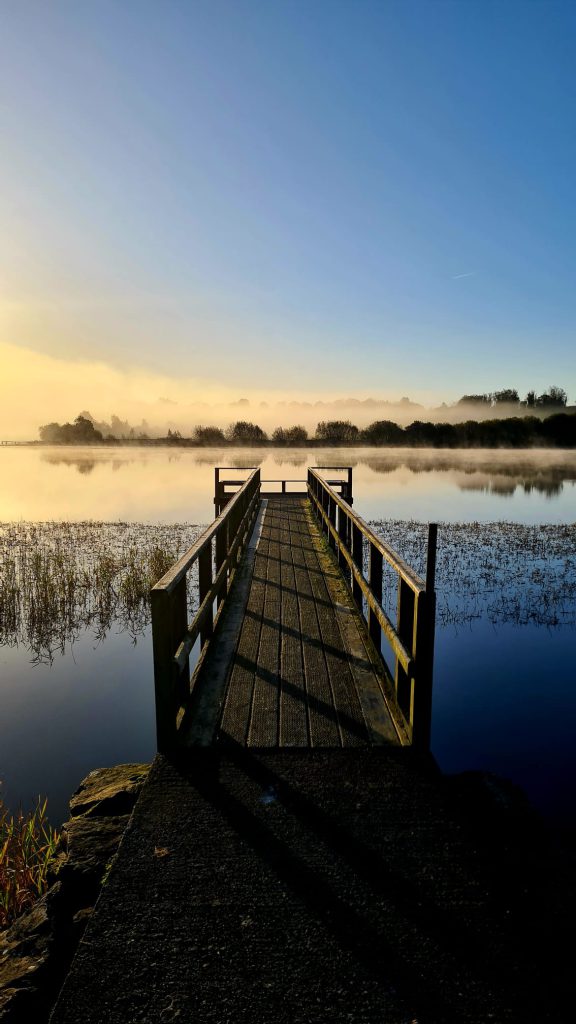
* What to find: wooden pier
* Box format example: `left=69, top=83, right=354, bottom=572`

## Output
left=49, top=469, right=562, bottom=1023
left=151, top=467, right=437, bottom=756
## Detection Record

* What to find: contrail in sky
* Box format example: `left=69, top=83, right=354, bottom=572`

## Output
left=451, top=271, right=476, bottom=279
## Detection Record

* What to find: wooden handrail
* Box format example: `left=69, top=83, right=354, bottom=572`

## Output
left=308, top=469, right=424, bottom=593
left=215, top=466, right=352, bottom=512
left=307, top=468, right=436, bottom=749
left=154, top=471, right=260, bottom=594
left=151, top=469, right=261, bottom=752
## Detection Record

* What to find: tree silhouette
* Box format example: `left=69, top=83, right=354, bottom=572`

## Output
left=194, top=425, right=226, bottom=443
left=272, top=425, right=308, bottom=444
left=226, top=421, right=267, bottom=443
left=315, top=420, right=359, bottom=443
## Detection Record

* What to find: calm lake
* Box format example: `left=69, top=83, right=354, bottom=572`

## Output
left=1, top=445, right=575, bottom=828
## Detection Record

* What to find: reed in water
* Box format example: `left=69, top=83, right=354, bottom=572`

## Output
left=0, top=521, right=203, bottom=662
left=1, top=519, right=575, bottom=662
left=369, top=520, right=576, bottom=629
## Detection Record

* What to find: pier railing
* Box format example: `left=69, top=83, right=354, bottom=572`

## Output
left=151, top=469, right=261, bottom=752
left=215, top=465, right=352, bottom=513
left=307, top=468, right=436, bottom=748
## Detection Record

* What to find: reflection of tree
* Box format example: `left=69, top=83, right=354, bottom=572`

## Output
left=273, top=454, right=307, bottom=468
left=37, top=447, right=576, bottom=499
left=458, top=480, right=516, bottom=497
left=541, top=483, right=564, bottom=499
left=457, top=474, right=564, bottom=498
left=359, top=461, right=397, bottom=477
left=356, top=453, right=574, bottom=496
left=41, top=455, right=98, bottom=475
left=192, top=453, right=231, bottom=466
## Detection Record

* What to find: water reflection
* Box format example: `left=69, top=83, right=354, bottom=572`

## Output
left=42, top=454, right=99, bottom=474
left=37, top=447, right=576, bottom=496
left=459, top=478, right=563, bottom=498
left=273, top=453, right=308, bottom=468
left=1, top=445, right=575, bottom=524
left=1, top=444, right=576, bottom=828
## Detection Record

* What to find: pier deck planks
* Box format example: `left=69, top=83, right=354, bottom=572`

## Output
left=219, top=497, right=400, bottom=749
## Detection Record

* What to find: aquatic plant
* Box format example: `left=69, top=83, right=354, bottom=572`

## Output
left=0, top=521, right=203, bottom=662
left=369, top=520, right=576, bottom=630
left=0, top=792, right=60, bottom=928
left=2, top=518, right=575, bottom=662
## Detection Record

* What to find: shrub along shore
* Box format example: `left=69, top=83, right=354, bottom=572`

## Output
left=37, top=410, right=576, bottom=448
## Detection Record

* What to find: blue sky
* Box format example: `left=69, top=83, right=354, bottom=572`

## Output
left=1, top=0, right=575, bottom=408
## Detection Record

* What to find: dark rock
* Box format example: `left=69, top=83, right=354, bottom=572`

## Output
left=4, top=888, right=54, bottom=948
left=0, top=889, right=57, bottom=1022
left=59, top=814, right=130, bottom=905
left=69, top=764, right=149, bottom=819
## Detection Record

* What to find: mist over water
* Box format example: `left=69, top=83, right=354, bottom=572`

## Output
left=2, top=445, right=576, bottom=523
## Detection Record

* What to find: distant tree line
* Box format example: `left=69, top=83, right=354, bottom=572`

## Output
left=39, top=416, right=105, bottom=444
left=192, top=422, right=308, bottom=443
left=39, top=413, right=150, bottom=443
left=375, top=414, right=576, bottom=448
left=39, top=410, right=576, bottom=448
left=193, top=415, right=576, bottom=447
left=457, top=385, right=568, bottom=408
left=313, top=415, right=576, bottom=447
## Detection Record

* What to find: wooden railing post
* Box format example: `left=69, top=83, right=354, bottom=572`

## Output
left=352, top=523, right=363, bottom=611
left=321, top=484, right=327, bottom=533
left=426, top=523, right=438, bottom=596
left=151, top=589, right=176, bottom=754
left=230, top=498, right=239, bottom=566
left=395, top=577, right=415, bottom=725
left=337, top=504, right=350, bottom=582
left=254, top=469, right=261, bottom=526
left=198, top=542, right=213, bottom=647
left=314, top=474, right=321, bottom=524
left=368, top=542, right=383, bottom=652
left=328, top=495, right=336, bottom=550
left=216, top=520, right=227, bottom=606
left=151, top=575, right=188, bottom=754
left=412, top=524, right=438, bottom=750
left=411, top=592, right=430, bottom=750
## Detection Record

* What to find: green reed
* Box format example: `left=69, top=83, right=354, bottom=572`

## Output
left=369, top=520, right=576, bottom=629
left=0, top=521, right=203, bottom=662
left=0, top=791, right=61, bottom=929
left=2, top=519, right=574, bottom=661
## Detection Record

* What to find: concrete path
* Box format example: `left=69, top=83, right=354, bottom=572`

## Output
left=49, top=748, right=567, bottom=1024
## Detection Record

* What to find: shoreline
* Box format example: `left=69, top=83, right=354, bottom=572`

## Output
left=3, top=436, right=576, bottom=450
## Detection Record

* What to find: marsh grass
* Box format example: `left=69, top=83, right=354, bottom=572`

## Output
left=369, top=520, right=576, bottom=629
left=0, top=792, right=60, bottom=928
left=0, top=521, right=203, bottom=662
left=2, top=519, right=575, bottom=661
